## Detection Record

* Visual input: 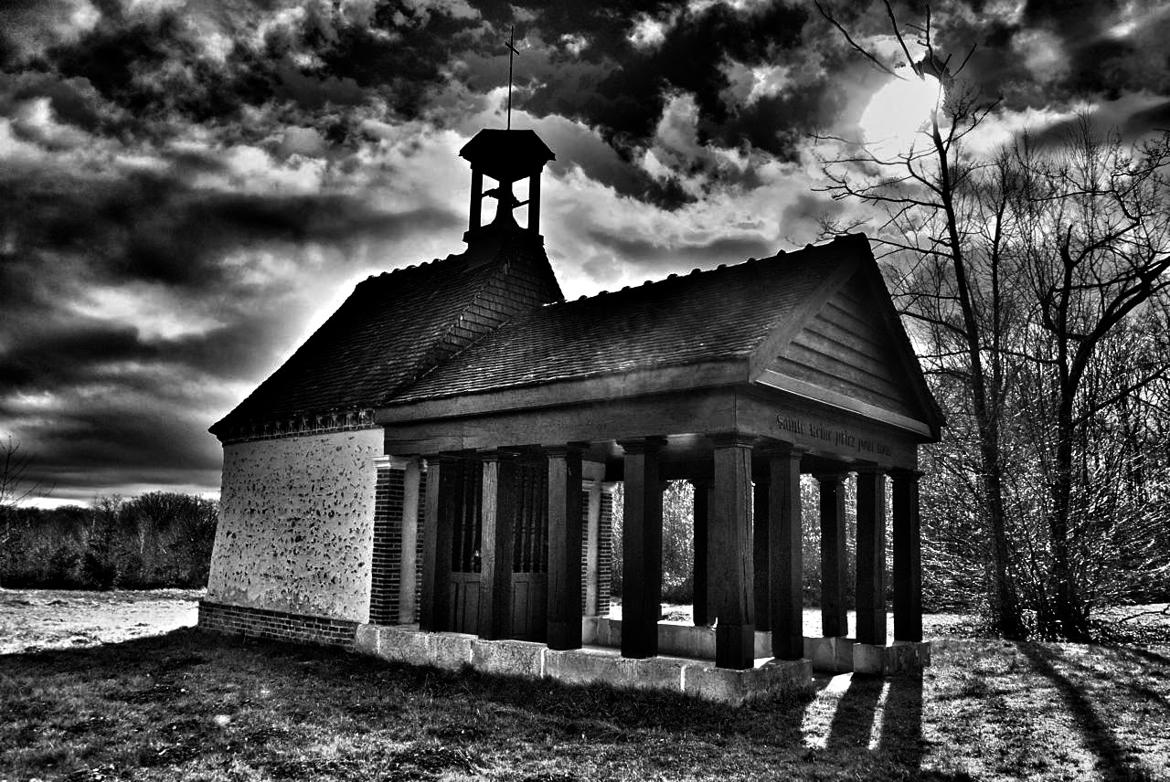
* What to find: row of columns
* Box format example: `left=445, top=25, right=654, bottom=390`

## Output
left=407, top=433, right=922, bottom=671
left=644, top=437, right=923, bottom=669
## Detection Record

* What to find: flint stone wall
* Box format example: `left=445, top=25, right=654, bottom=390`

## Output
left=206, top=428, right=383, bottom=622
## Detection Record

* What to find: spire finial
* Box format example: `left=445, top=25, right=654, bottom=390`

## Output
left=505, top=26, right=519, bottom=130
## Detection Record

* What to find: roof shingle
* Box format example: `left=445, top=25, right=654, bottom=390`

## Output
left=389, top=237, right=858, bottom=404
left=210, top=229, right=562, bottom=438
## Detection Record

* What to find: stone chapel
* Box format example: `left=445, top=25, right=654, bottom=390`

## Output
left=200, top=126, right=944, bottom=703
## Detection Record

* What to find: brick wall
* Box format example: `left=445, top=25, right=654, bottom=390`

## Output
left=369, top=465, right=427, bottom=626
left=198, top=600, right=357, bottom=648
left=369, top=468, right=404, bottom=624
left=415, top=469, right=426, bottom=622
left=598, top=488, right=613, bottom=616
left=580, top=488, right=589, bottom=614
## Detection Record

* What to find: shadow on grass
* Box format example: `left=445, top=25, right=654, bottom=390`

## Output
left=1110, top=645, right=1170, bottom=667
left=1017, top=642, right=1155, bottom=782
left=826, top=675, right=883, bottom=749
left=0, top=630, right=982, bottom=781
left=880, top=673, right=925, bottom=770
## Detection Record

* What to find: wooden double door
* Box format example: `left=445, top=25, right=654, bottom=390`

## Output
left=447, top=458, right=549, bottom=641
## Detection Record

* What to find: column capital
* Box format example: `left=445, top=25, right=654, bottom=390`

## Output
left=758, top=439, right=806, bottom=458
left=708, top=431, right=757, bottom=449
left=476, top=448, right=517, bottom=463
left=853, top=462, right=886, bottom=475
left=617, top=436, right=667, bottom=454
left=812, top=471, right=848, bottom=484
left=544, top=441, right=590, bottom=458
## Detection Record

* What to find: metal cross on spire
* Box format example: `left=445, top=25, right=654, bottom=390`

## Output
left=505, top=25, right=519, bottom=130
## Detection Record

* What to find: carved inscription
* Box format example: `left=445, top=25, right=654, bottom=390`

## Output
left=775, top=414, right=892, bottom=457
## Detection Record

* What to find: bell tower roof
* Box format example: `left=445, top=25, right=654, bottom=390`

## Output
left=459, top=129, right=555, bottom=182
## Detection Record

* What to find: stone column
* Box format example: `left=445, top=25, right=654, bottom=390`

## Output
left=690, top=479, right=711, bottom=627
left=855, top=467, right=887, bottom=646
left=768, top=444, right=805, bottom=660
left=619, top=437, right=665, bottom=658
left=547, top=445, right=585, bottom=650
left=477, top=451, right=516, bottom=640
left=397, top=457, right=422, bottom=625
left=711, top=433, right=755, bottom=670
left=420, top=455, right=457, bottom=632
left=815, top=472, right=848, bottom=638
left=753, top=478, right=770, bottom=633
left=892, top=470, right=923, bottom=643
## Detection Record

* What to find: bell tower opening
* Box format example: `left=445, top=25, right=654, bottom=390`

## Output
left=459, top=129, right=555, bottom=242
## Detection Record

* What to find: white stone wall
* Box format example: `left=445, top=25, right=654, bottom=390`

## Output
left=207, top=428, right=383, bottom=622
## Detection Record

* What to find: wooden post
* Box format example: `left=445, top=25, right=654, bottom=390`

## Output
left=398, top=458, right=422, bottom=625
left=469, top=169, right=483, bottom=230
left=855, top=467, right=887, bottom=646
left=816, top=472, right=848, bottom=638
left=892, top=470, right=923, bottom=642
left=478, top=452, right=516, bottom=639
left=619, top=437, right=665, bottom=658
left=547, top=445, right=584, bottom=650
left=711, top=434, right=755, bottom=669
left=753, top=479, right=770, bottom=632
left=528, top=172, right=541, bottom=234
left=768, top=445, right=804, bottom=660
left=690, top=479, right=710, bottom=627
left=420, top=455, right=457, bottom=632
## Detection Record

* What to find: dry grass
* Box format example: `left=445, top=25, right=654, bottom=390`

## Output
left=2, top=626, right=1168, bottom=781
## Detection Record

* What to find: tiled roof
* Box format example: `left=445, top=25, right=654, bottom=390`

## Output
left=390, top=235, right=864, bottom=404
left=210, top=229, right=562, bottom=437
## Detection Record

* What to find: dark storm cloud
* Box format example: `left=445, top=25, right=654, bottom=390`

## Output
left=3, top=0, right=1165, bottom=504
left=15, top=393, right=227, bottom=500
left=931, top=0, right=1170, bottom=131
left=0, top=161, right=456, bottom=298
left=583, top=228, right=776, bottom=279
left=511, top=2, right=818, bottom=160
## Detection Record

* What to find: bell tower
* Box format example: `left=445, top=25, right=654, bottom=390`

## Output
left=459, top=129, right=555, bottom=242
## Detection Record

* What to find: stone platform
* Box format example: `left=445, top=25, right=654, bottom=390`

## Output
left=585, top=617, right=931, bottom=675
left=355, top=623, right=813, bottom=705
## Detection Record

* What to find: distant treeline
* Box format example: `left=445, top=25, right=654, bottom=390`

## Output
left=0, top=492, right=218, bottom=590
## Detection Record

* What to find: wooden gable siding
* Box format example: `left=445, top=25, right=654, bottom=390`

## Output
left=769, top=272, right=918, bottom=419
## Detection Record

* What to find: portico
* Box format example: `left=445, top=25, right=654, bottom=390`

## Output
left=360, top=128, right=943, bottom=701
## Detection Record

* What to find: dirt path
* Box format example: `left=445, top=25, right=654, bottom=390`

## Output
left=0, top=588, right=202, bottom=655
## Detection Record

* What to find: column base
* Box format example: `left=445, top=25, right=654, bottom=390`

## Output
left=715, top=623, right=756, bottom=670
left=802, top=636, right=855, bottom=673
left=852, top=640, right=932, bottom=675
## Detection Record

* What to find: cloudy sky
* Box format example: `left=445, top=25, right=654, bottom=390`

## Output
left=2, top=0, right=1168, bottom=505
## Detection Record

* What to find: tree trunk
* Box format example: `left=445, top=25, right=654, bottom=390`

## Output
left=1050, top=393, right=1088, bottom=639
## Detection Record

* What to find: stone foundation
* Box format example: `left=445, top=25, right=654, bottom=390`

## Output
left=199, top=600, right=358, bottom=648
left=355, top=623, right=813, bottom=705
left=803, top=636, right=856, bottom=673
left=585, top=618, right=931, bottom=675
left=852, top=640, right=932, bottom=675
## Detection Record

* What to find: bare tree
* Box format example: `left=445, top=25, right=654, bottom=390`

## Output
left=814, top=0, right=1024, bottom=636
left=1010, top=125, right=1170, bottom=636
left=817, top=2, right=1170, bottom=638
left=0, top=437, right=38, bottom=510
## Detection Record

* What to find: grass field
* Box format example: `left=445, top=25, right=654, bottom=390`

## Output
left=1, top=594, right=1168, bottom=781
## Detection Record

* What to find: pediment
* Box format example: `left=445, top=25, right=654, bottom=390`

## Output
left=752, top=263, right=942, bottom=439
